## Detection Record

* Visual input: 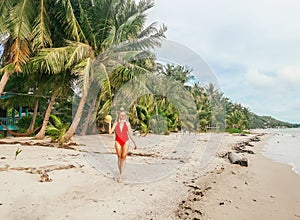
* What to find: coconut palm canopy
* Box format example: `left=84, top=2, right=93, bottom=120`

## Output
left=1, top=0, right=287, bottom=141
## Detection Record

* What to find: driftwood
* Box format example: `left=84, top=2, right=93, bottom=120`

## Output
left=232, top=141, right=255, bottom=154
left=250, top=136, right=261, bottom=142
left=0, top=138, right=77, bottom=150
left=1, top=164, right=79, bottom=182
left=25, top=164, right=77, bottom=174
left=127, top=152, right=159, bottom=157
left=228, top=152, right=248, bottom=167
left=5, top=164, right=77, bottom=173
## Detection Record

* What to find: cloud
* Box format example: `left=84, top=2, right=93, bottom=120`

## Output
left=149, top=0, right=300, bottom=70
left=147, top=0, right=300, bottom=123
left=278, top=67, right=300, bottom=87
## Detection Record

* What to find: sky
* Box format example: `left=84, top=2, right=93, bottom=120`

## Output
left=147, top=0, right=300, bottom=123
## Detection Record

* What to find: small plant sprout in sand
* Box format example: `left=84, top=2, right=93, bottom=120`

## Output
left=15, top=147, right=22, bottom=160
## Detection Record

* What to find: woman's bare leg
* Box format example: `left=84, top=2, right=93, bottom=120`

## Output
left=115, top=142, right=122, bottom=176
left=119, top=144, right=129, bottom=182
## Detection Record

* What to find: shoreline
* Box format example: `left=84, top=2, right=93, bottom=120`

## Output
left=259, top=128, right=300, bottom=177
left=0, top=131, right=300, bottom=219
left=178, top=132, right=300, bottom=220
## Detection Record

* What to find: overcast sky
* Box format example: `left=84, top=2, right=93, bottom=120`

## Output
left=147, top=0, right=300, bottom=123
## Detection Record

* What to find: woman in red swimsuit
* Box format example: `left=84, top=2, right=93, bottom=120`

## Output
left=108, top=110, right=137, bottom=182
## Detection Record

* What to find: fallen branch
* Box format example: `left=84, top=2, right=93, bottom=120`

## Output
left=25, top=164, right=77, bottom=174
left=127, top=152, right=160, bottom=158
left=2, top=164, right=79, bottom=173
left=2, top=164, right=80, bottom=182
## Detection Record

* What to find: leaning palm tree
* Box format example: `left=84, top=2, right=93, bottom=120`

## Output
left=34, top=71, right=73, bottom=139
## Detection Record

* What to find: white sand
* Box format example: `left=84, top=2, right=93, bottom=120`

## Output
left=0, top=132, right=299, bottom=219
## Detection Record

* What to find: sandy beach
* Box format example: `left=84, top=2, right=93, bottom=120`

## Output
left=0, top=131, right=300, bottom=220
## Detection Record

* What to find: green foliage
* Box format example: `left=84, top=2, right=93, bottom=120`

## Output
left=2, top=0, right=297, bottom=138
left=14, top=148, right=22, bottom=160
left=226, top=128, right=250, bottom=134
left=16, top=115, right=43, bottom=133
left=46, top=114, right=70, bottom=143
left=249, top=113, right=296, bottom=129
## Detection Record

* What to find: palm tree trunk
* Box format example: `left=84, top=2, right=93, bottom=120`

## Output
left=28, top=100, right=39, bottom=131
left=79, top=97, right=97, bottom=136
left=0, top=70, right=11, bottom=96
left=35, top=90, right=58, bottom=139
left=63, top=89, right=88, bottom=142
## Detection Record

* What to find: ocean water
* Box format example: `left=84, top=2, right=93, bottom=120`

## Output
left=262, top=128, right=300, bottom=176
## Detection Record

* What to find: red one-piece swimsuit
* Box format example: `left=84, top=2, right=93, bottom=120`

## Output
left=115, top=122, right=129, bottom=147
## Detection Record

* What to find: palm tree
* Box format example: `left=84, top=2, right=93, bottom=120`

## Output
left=34, top=71, right=73, bottom=139
left=0, top=0, right=54, bottom=95
left=191, top=83, right=211, bottom=132
left=226, top=103, right=250, bottom=130
left=33, top=0, right=166, bottom=142
left=46, top=114, right=70, bottom=143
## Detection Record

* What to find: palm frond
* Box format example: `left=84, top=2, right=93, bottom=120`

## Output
left=61, top=0, right=87, bottom=43
left=33, top=46, right=71, bottom=74
left=9, top=38, right=30, bottom=72
left=6, top=0, right=35, bottom=71
left=49, top=114, right=63, bottom=128
left=102, top=25, right=116, bottom=49
left=66, top=41, right=94, bottom=68
left=78, top=1, right=96, bottom=49
left=115, top=12, right=139, bottom=43
left=75, top=57, right=93, bottom=94
left=0, top=0, right=13, bottom=33
left=32, top=0, right=52, bottom=49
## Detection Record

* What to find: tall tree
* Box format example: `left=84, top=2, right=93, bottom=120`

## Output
left=34, top=0, right=166, bottom=142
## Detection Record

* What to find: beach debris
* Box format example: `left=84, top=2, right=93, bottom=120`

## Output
left=39, top=171, right=52, bottom=182
left=0, top=138, right=78, bottom=150
left=26, top=164, right=76, bottom=174
left=127, top=152, right=159, bottom=158
left=0, top=164, right=9, bottom=171
left=232, top=143, right=254, bottom=154
left=177, top=181, right=211, bottom=219
left=0, top=156, right=6, bottom=159
left=216, top=151, right=229, bottom=158
left=219, top=202, right=225, bottom=205
left=252, top=199, right=257, bottom=202
left=1, top=164, right=78, bottom=182
left=67, top=153, right=80, bottom=157
left=228, top=152, right=248, bottom=167
left=14, top=147, right=22, bottom=160
left=177, top=200, right=203, bottom=219
left=250, top=136, right=260, bottom=142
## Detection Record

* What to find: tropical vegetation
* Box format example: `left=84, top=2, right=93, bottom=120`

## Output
left=0, top=0, right=298, bottom=142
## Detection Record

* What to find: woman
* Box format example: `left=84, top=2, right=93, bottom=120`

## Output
left=108, top=110, right=137, bottom=182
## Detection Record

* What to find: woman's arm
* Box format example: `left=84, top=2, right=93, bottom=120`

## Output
left=108, top=122, right=117, bottom=134
left=127, top=122, right=137, bottom=149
